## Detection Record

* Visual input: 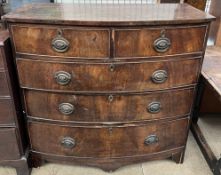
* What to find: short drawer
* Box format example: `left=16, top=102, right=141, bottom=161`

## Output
left=25, top=88, right=194, bottom=122
left=11, top=25, right=110, bottom=58
left=17, top=58, right=200, bottom=92
left=0, top=71, right=10, bottom=96
left=114, top=26, right=207, bottom=58
left=28, top=118, right=188, bottom=158
left=0, top=98, right=15, bottom=125
left=0, top=128, right=21, bottom=160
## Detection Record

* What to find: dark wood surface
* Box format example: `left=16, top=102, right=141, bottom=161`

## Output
left=5, top=3, right=213, bottom=171
left=30, top=147, right=185, bottom=171
left=25, top=88, right=194, bottom=123
left=28, top=118, right=188, bottom=158
left=0, top=30, right=30, bottom=174
left=114, top=26, right=206, bottom=57
left=0, top=99, right=15, bottom=125
left=3, top=3, right=215, bottom=26
left=11, top=25, right=110, bottom=58
left=0, top=128, right=21, bottom=160
left=184, top=0, right=207, bottom=11
left=17, top=58, right=200, bottom=92
left=10, top=25, right=207, bottom=58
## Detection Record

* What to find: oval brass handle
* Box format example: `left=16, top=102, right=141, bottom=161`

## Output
left=153, top=30, right=171, bottom=53
left=59, top=103, right=75, bottom=115
left=61, top=137, right=76, bottom=149
left=54, top=71, right=71, bottom=85
left=144, top=135, right=159, bottom=145
left=151, top=70, right=168, bottom=84
left=51, top=30, right=69, bottom=53
left=148, top=102, right=161, bottom=114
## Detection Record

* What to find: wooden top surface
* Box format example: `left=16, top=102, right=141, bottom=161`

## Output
left=203, top=46, right=221, bottom=97
left=3, top=3, right=215, bottom=26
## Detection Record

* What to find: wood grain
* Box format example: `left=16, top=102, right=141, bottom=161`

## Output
left=28, top=118, right=188, bottom=158
left=17, top=58, right=201, bottom=92
left=3, top=3, right=213, bottom=171
left=11, top=25, right=110, bottom=58
left=25, top=88, right=194, bottom=123
left=114, top=26, right=206, bottom=57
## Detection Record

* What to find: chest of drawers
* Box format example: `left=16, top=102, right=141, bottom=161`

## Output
left=4, top=3, right=214, bottom=171
left=0, top=30, right=29, bottom=175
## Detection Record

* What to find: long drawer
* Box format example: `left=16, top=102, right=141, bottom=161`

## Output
left=0, top=128, right=21, bottom=160
left=0, top=98, right=15, bottom=125
left=28, top=118, right=188, bottom=158
left=25, top=88, right=194, bottom=123
left=17, top=58, right=200, bottom=92
left=11, top=25, right=206, bottom=58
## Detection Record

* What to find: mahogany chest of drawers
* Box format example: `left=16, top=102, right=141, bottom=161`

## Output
left=0, top=30, right=29, bottom=175
left=4, top=3, right=214, bottom=171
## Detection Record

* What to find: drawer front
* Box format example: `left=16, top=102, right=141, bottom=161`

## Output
left=17, top=58, right=200, bottom=92
left=29, top=122, right=111, bottom=158
left=0, top=99, right=15, bottom=125
left=110, top=118, right=188, bottom=157
left=25, top=88, right=194, bottom=122
left=28, top=118, right=188, bottom=158
left=0, top=71, right=10, bottom=96
left=115, top=26, right=206, bottom=57
left=0, top=128, right=21, bottom=160
left=11, top=25, right=110, bottom=58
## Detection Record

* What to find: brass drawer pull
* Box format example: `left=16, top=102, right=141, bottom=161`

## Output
left=59, top=103, right=75, bottom=115
left=153, top=30, right=171, bottom=53
left=54, top=71, right=71, bottom=85
left=148, top=102, right=161, bottom=114
left=51, top=29, right=70, bottom=53
left=61, top=137, right=76, bottom=149
left=151, top=70, right=168, bottom=84
left=144, top=135, right=159, bottom=145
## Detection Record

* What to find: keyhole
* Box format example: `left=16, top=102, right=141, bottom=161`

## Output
left=109, top=64, right=115, bottom=72
left=108, top=95, right=114, bottom=102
